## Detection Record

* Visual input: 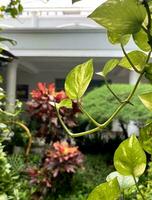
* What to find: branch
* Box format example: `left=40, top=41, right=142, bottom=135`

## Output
left=120, top=43, right=140, bottom=73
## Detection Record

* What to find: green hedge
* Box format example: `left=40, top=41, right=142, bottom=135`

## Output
left=78, top=84, right=152, bottom=125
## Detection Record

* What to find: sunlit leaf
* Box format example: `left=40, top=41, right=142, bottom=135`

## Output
left=96, top=59, right=119, bottom=77
left=65, top=59, right=93, bottom=100
left=119, top=50, right=147, bottom=71
left=89, top=0, right=146, bottom=35
left=140, top=122, right=152, bottom=154
left=0, top=37, right=16, bottom=45
left=133, top=28, right=151, bottom=52
left=139, top=92, right=152, bottom=112
left=145, top=63, right=152, bottom=82
left=0, top=193, right=8, bottom=200
left=114, top=135, right=146, bottom=177
left=106, top=171, right=138, bottom=190
left=87, top=178, right=120, bottom=200
left=108, top=31, right=130, bottom=45
left=57, top=99, right=72, bottom=109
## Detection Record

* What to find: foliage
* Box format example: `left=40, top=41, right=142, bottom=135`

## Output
left=27, top=82, right=80, bottom=142
left=0, top=0, right=23, bottom=18
left=26, top=141, right=84, bottom=197
left=79, top=84, right=152, bottom=125
left=0, top=143, right=20, bottom=199
left=56, top=0, right=152, bottom=199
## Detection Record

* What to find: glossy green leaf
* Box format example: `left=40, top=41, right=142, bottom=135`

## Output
left=65, top=59, right=93, bottom=100
left=57, top=99, right=72, bottom=109
left=108, top=31, right=130, bottom=45
left=96, top=59, right=119, bottom=77
left=145, top=63, right=152, bottom=82
left=140, top=122, right=152, bottom=154
left=87, top=178, right=120, bottom=200
left=119, top=50, right=147, bottom=71
left=89, top=0, right=146, bottom=35
left=114, top=135, right=146, bottom=177
left=133, top=28, right=151, bottom=52
left=106, top=171, right=138, bottom=190
left=139, top=92, right=152, bottom=112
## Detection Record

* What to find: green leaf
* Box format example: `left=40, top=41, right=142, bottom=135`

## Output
left=119, top=50, right=147, bottom=71
left=114, top=135, right=146, bottom=177
left=145, top=63, right=152, bottom=82
left=65, top=59, right=93, bottom=100
left=139, top=92, right=152, bottom=112
left=133, top=28, right=151, bottom=52
left=0, top=194, right=8, bottom=200
left=140, top=122, right=152, bottom=154
left=57, top=99, right=72, bottom=109
left=0, top=36, right=17, bottom=46
left=0, top=75, right=3, bottom=83
left=106, top=171, right=138, bottom=190
left=108, top=31, right=130, bottom=45
left=89, top=0, right=146, bottom=35
left=87, top=178, right=120, bottom=200
left=96, top=59, right=119, bottom=77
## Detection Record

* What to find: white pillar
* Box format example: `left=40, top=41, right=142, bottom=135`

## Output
left=129, top=71, right=140, bottom=85
left=31, top=11, right=38, bottom=27
left=6, top=60, right=18, bottom=113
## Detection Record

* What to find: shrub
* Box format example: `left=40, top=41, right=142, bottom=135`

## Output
left=79, top=84, right=152, bottom=125
left=26, top=141, right=84, bottom=198
left=27, top=82, right=80, bottom=142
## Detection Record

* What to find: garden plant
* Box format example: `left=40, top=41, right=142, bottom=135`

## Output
left=54, top=0, right=152, bottom=199
left=1, top=0, right=152, bottom=199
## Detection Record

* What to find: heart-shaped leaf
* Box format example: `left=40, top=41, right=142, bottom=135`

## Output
left=119, top=50, right=147, bottom=71
left=106, top=171, right=138, bottom=190
left=108, top=31, right=130, bottom=45
left=133, top=28, right=151, bottom=52
left=114, top=135, right=146, bottom=177
left=96, top=59, right=119, bottom=77
left=139, top=92, right=152, bottom=112
left=57, top=99, right=72, bottom=109
left=140, top=122, right=152, bottom=154
left=65, top=59, right=93, bottom=100
left=87, top=178, right=120, bottom=200
left=89, top=0, right=146, bottom=35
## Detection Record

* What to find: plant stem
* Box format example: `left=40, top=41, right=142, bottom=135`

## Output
left=56, top=72, right=144, bottom=137
left=104, top=78, right=122, bottom=103
left=133, top=175, right=145, bottom=200
left=120, top=44, right=140, bottom=73
left=78, top=102, right=101, bottom=127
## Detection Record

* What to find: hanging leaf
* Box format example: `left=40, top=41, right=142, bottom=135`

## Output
left=96, top=59, right=119, bottom=77
left=87, top=178, right=120, bottom=200
left=140, top=122, right=152, bottom=154
left=89, top=0, right=146, bottom=35
left=0, top=36, right=17, bottom=45
left=145, top=63, right=152, bottom=82
left=119, top=50, right=147, bottom=71
left=65, top=59, right=93, bottom=100
left=114, top=135, right=146, bottom=177
left=57, top=99, right=72, bottom=109
left=0, top=75, right=3, bottom=83
left=133, top=28, right=151, bottom=52
left=108, top=31, right=130, bottom=45
left=106, top=171, right=138, bottom=190
left=139, top=92, right=152, bottom=112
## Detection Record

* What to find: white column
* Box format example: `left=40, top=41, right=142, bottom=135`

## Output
left=6, top=60, right=18, bottom=113
left=129, top=71, right=140, bottom=85
left=31, top=11, right=38, bottom=27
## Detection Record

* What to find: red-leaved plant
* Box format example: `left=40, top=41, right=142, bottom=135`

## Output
left=27, top=82, right=80, bottom=142
left=27, top=141, right=84, bottom=197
